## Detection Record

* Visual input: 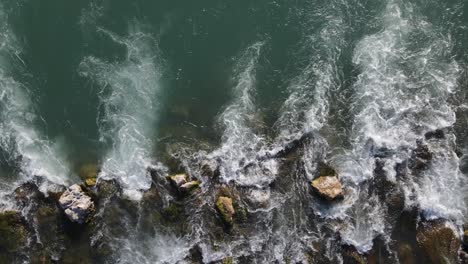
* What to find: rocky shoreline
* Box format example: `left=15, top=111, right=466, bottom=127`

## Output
left=0, top=129, right=467, bottom=263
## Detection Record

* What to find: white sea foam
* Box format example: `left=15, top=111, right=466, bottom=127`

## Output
left=337, top=0, right=465, bottom=252
left=209, top=42, right=275, bottom=187
left=79, top=24, right=163, bottom=200
left=0, top=4, right=69, bottom=191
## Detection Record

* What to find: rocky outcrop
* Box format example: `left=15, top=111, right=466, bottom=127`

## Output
left=311, top=176, right=343, bottom=200
left=416, top=220, right=460, bottom=264
left=410, top=141, right=433, bottom=171
left=59, top=184, right=95, bottom=224
left=216, top=196, right=235, bottom=226
left=0, top=211, right=27, bottom=253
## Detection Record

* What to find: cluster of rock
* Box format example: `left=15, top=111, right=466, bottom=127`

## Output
left=167, top=173, right=200, bottom=194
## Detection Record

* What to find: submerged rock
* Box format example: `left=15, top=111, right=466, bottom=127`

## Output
left=341, top=245, right=367, bottom=264
left=216, top=196, right=235, bottom=226
left=58, top=184, right=95, bottom=224
left=416, top=220, right=460, bottom=264
left=0, top=211, right=27, bottom=253
left=311, top=176, right=343, bottom=200
left=410, top=141, right=433, bottom=171
left=79, top=164, right=99, bottom=187
left=425, top=129, right=445, bottom=140
left=200, top=159, right=220, bottom=178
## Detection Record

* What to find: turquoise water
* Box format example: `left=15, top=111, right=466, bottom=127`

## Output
left=1, top=0, right=468, bottom=262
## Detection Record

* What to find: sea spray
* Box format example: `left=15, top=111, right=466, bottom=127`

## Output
left=79, top=24, right=163, bottom=200
left=209, top=42, right=274, bottom=187
left=0, top=3, right=69, bottom=193
left=337, top=0, right=465, bottom=252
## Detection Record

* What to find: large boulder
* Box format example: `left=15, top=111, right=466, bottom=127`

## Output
left=416, top=220, right=460, bottom=264
left=311, top=176, right=343, bottom=200
left=59, top=184, right=95, bottom=224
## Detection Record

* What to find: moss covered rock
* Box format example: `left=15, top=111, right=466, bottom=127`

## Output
left=0, top=211, right=27, bottom=253
left=311, top=176, right=343, bottom=200
left=168, top=174, right=188, bottom=187
left=216, top=196, right=235, bottom=226
left=79, top=164, right=99, bottom=187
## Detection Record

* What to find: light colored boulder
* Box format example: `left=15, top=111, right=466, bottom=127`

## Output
left=311, top=176, right=343, bottom=200
left=59, top=184, right=95, bottom=224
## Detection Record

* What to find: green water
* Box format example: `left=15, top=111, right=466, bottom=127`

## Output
left=1, top=0, right=468, bottom=262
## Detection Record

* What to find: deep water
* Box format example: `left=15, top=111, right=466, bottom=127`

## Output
left=1, top=0, right=468, bottom=263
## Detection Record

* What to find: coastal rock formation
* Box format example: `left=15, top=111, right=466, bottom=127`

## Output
left=79, top=164, right=99, bottom=187
left=58, top=184, right=95, bottom=224
left=168, top=173, right=200, bottom=194
left=416, top=220, right=460, bottom=264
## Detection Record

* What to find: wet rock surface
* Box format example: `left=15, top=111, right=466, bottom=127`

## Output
left=311, top=176, right=343, bottom=200
left=59, top=184, right=95, bottom=224
left=0, top=211, right=27, bottom=254
left=416, top=220, right=461, bottom=264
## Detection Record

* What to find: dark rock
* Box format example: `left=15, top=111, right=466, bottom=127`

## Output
left=397, top=242, right=416, bottom=264
left=79, top=164, right=99, bottom=187
left=0, top=211, right=27, bottom=253
left=200, top=159, right=220, bottom=178
left=410, top=141, right=433, bottom=171
left=59, top=184, right=95, bottom=224
left=342, top=245, right=367, bottom=264
left=416, top=220, right=460, bottom=264
left=96, top=179, right=120, bottom=198
left=425, top=129, right=445, bottom=140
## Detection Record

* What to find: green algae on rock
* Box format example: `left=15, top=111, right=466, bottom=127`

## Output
left=216, top=196, right=235, bottom=226
left=0, top=211, right=27, bottom=254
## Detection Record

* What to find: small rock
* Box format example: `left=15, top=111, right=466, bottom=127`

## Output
left=216, top=196, right=235, bottom=225
left=59, top=184, right=95, bottom=224
left=425, top=129, right=445, bottom=140
left=200, top=159, right=219, bottom=178
left=410, top=141, right=433, bottom=171
left=416, top=220, right=460, bottom=264
left=311, top=176, right=343, bottom=200
left=168, top=174, right=188, bottom=188
left=341, top=245, right=366, bottom=264
left=179, top=181, right=200, bottom=193
left=85, top=178, right=97, bottom=187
